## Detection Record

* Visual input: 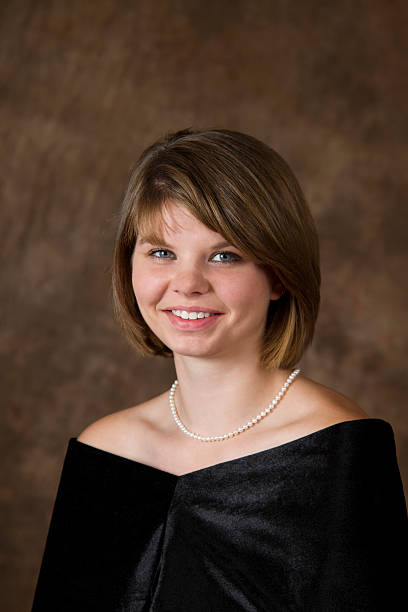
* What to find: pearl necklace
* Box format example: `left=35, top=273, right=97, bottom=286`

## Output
left=169, top=368, right=301, bottom=442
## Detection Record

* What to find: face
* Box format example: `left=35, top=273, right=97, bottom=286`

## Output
left=131, top=200, right=284, bottom=363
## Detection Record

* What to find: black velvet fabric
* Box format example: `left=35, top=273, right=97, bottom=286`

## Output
left=31, top=418, right=407, bottom=611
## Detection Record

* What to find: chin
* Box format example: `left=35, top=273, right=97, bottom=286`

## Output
left=170, top=341, right=219, bottom=358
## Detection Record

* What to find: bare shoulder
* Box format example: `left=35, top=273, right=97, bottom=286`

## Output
left=76, top=392, right=168, bottom=462
left=290, top=373, right=370, bottom=429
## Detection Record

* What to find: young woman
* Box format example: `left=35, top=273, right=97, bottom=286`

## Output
left=32, top=128, right=407, bottom=611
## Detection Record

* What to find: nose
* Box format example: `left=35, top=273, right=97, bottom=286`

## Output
left=170, top=264, right=211, bottom=296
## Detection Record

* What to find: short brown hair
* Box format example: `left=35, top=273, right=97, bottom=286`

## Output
left=112, top=128, right=320, bottom=370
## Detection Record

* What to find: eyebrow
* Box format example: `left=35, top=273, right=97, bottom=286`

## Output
left=137, top=235, right=235, bottom=250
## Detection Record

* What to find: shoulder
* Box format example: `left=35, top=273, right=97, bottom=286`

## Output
left=288, top=373, right=370, bottom=431
left=76, top=393, right=167, bottom=462
left=256, top=372, right=371, bottom=449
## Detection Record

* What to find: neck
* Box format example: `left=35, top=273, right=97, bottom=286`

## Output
left=171, top=353, right=293, bottom=436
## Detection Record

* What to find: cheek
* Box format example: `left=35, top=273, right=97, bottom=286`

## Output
left=222, top=271, right=271, bottom=306
left=131, top=265, right=164, bottom=304
left=131, top=267, right=140, bottom=297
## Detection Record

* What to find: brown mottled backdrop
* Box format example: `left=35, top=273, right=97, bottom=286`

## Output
left=1, top=0, right=407, bottom=609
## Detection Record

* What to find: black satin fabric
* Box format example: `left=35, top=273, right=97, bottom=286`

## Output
left=31, top=418, right=407, bottom=611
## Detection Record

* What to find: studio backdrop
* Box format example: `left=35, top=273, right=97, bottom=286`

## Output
left=1, top=1, right=407, bottom=611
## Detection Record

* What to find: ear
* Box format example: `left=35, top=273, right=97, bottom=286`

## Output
left=269, top=274, right=286, bottom=301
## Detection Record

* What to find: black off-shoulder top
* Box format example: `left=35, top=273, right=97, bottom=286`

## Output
left=32, top=418, right=408, bottom=611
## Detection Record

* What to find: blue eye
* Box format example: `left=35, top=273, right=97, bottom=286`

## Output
left=149, top=249, right=172, bottom=259
left=147, top=249, right=241, bottom=263
left=212, top=251, right=241, bottom=263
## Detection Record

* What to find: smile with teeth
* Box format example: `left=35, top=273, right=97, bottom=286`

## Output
left=171, top=310, right=217, bottom=320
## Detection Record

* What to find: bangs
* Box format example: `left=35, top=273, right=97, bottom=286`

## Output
left=134, top=198, right=188, bottom=246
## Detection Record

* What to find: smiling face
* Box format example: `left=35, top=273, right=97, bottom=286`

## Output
left=131, top=200, right=284, bottom=363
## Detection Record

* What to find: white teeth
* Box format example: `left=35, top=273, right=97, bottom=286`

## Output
left=171, top=310, right=215, bottom=320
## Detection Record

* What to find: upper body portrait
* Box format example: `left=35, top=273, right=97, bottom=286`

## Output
left=77, top=127, right=369, bottom=475
left=32, top=128, right=407, bottom=612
